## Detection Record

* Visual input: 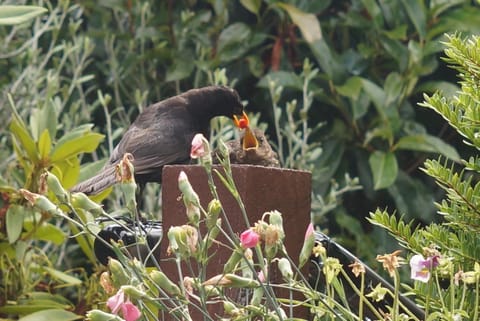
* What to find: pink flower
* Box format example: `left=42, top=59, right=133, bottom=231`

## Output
left=240, top=229, right=260, bottom=248
left=304, top=222, right=314, bottom=240
left=258, top=265, right=268, bottom=283
left=107, top=289, right=141, bottom=321
left=410, top=254, right=439, bottom=283
left=190, top=133, right=207, bottom=159
left=121, top=301, right=142, bottom=321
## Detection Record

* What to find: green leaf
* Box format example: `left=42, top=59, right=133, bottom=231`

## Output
left=414, top=80, right=459, bottom=98
left=6, top=205, right=24, bottom=244
left=384, top=72, right=403, bottom=108
left=166, top=52, right=195, bottom=82
left=276, top=3, right=322, bottom=43
left=50, top=133, right=104, bottom=163
left=18, top=309, right=81, bottom=321
left=55, top=124, right=95, bottom=148
left=29, top=104, right=57, bottom=141
left=23, top=221, right=66, bottom=245
left=336, top=76, right=362, bottom=99
left=0, top=5, right=47, bottom=25
left=10, top=115, right=39, bottom=162
left=360, top=0, right=384, bottom=27
left=309, top=38, right=347, bottom=82
left=217, top=22, right=252, bottom=62
left=38, top=129, right=52, bottom=160
left=369, top=151, right=398, bottom=190
left=239, top=0, right=261, bottom=15
left=51, top=156, right=81, bottom=189
left=361, top=78, right=387, bottom=119
left=43, top=267, right=82, bottom=285
left=394, top=134, right=460, bottom=161
left=401, top=0, right=426, bottom=41
left=0, top=292, right=73, bottom=315
left=257, top=71, right=303, bottom=90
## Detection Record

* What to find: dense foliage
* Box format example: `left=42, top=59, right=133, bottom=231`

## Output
left=1, top=1, right=480, bottom=320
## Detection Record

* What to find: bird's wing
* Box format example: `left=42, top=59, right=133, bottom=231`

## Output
left=108, top=105, right=198, bottom=175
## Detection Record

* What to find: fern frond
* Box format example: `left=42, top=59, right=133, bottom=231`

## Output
left=367, top=209, right=422, bottom=252
left=422, top=158, right=480, bottom=230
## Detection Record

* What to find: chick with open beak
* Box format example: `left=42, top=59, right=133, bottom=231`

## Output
left=221, top=112, right=279, bottom=167
left=233, top=111, right=259, bottom=150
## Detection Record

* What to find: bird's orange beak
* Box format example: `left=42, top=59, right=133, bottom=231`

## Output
left=233, top=111, right=249, bottom=129
left=233, top=112, right=259, bottom=150
left=242, top=126, right=258, bottom=151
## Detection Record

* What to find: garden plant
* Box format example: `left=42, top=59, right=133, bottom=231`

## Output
left=0, top=1, right=480, bottom=320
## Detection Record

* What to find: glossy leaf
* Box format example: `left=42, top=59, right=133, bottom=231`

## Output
left=309, top=38, right=346, bottom=82
left=361, top=78, right=387, bottom=119
left=50, top=133, right=104, bottom=163
left=401, top=0, right=426, bottom=40
left=54, top=124, right=96, bottom=149
left=369, top=151, right=398, bottom=190
left=6, top=205, right=24, bottom=244
left=217, top=22, right=252, bottom=62
left=277, top=3, right=322, bottom=43
left=51, top=156, right=81, bottom=189
left=384, top=72, right=403, bottom=108
left=394, top=134, right=460, bottom=161
left=0, top=5, right=47, bottom=25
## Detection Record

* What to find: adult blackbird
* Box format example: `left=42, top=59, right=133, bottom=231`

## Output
left=216, top=127, right=280, bottom=167
left=71, top=86, right=244, bottom=195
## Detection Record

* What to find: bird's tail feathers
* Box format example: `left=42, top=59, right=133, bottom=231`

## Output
left=70, top=165, right=117, bottom=195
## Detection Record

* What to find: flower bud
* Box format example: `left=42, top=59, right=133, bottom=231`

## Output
left=178, top=171, right=201, bottom=226
left=203, top=273, right=260, bottom=288
left=71, top=192, right=106, bottom=216
left=19, top=189, right=63, bottom=216
left=115, top=153, right=137, bottom=210
left=323, top=257, right=342, bottom=284
left=121, top=285, right=147, bottom=300
left=223, top=301, right=245, bottom=317
left=299, top=223, right=315, bottom=268
left=108, top=258, right=130, bottom=287
left=167, top=225, right=198, bottom=259
left=206, top=199, right=222, bottom=229
left=267, top=210, right=285, bottom=240
left=240, top=229, right=260, bottom=249
left=278, top=258, right=293, bottom=280
left=44, top=172, right=69, bottom=203
left=216, top=140, right=231, bottom=164
left=86, top=309, right=123, bottom=321
left=150, top=270, right=182, bottom=296
left=190, top=133, right=212, bottom=169
left=100, top=271, right=115, bottom=295
left=241, top=248, right=254, bottom=279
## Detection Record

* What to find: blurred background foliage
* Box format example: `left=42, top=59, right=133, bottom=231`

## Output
left=2, top=0, right=480, bottom=316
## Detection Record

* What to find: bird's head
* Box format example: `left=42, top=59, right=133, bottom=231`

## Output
left=209, top=85, right=244, bottom=118
left=184, top=85, right=244, bottom=121
left=233, top=112, right=259, bottom=150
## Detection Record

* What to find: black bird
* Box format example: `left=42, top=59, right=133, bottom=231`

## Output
left=216, top=127, right=280, bottom=167
left=71, top=86, right=244, bottom=195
